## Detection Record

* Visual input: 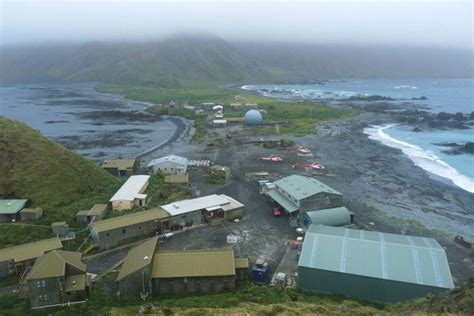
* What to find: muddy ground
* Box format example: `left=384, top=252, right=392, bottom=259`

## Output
left=139, top=111, right=473, bottom=286
left=41, top=109, right=473, bottom=288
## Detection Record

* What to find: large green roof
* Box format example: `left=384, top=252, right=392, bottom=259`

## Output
left=27, top=250, right=85, bottom=280
left=152, top=248, right=235, bottom=278
left=266, top=189, right=299, bottom=213
left=0, top=199, right=27, bottom=215
left=90, top=208, right=169, bottom=232
left=299, top=225, right=454, bottom=289
left=0, top=237, right=62, bottom=263
left=116, top=237, right=159, bottom=281
left=274, top=175, right=341, bottom=200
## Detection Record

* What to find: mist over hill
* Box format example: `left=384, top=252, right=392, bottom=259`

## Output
left=1, top=35, right=472, bottom=85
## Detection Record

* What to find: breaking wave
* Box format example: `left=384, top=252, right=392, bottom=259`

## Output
left=364, top=124, right=474, bottom=193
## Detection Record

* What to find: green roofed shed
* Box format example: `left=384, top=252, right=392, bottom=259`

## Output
left=303, top=207, right=353, bottom=227
left=0, top=199, right=27, bottom=215
left=298, top=225, right=454, bottom=303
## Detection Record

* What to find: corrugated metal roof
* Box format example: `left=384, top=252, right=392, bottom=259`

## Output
left=90, top=208, right=169, bottom=233
left=0, top=199, right=27, bottom=215
left=116, top=237, right=159, bottom=281
left=0, top=237, right=62, bottom=263
left=275, top=175, right=342, bottom=200
left=110, top=175, right=149, bottom=202
left=304, top=207, right=352, bottom=227
left=161, top=194, right=241, bottom=217
left=76, top=204, right=107, bottom=217
left=27, top=250, right=85, bottom=280
left=152, top=248, right=235, bottom=278
left=266, top=190, right=299, bottom=213
left=299, top=225, right=454, bottom=289
left=101, top=159, right=135, bottom=170
left=147, top=155, right=188, bottom=168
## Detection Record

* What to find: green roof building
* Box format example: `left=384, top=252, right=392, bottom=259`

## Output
left=298, top=225, right=454, bottom=303
left=26, top=250, right=89, bottom=309
left=116, top=237, right=159, bottom=300
left=267, top=175, right=343, bottom=215
left=116, top=242, right=249, bottom=300
left=0, top=237, right=62, bottom=277
left=0, top=199, right=28, bottom=222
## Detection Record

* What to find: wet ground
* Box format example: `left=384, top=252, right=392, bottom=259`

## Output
left=140, top=112, right=473, bottom=285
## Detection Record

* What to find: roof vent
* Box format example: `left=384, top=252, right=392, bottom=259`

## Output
left=173, top=204, right=179, bottom=208
left=144, top=256, right=149, bottom=260
left=6, top=203, right=12, bottom=206
left=72, top=281, right=77, bottom=288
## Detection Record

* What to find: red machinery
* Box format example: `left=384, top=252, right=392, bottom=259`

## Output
left=288, top=146, right=312, bottom=154
left=257, top=155, right=283, bottom=162
left=272, top=207, right=282, bottom=217
left=293, top=162, right=325, bottom=170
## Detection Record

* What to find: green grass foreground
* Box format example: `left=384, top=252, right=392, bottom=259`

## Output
left=0, top=280, right=382, bottom=315
left=96, top=83, right=359, bottom=138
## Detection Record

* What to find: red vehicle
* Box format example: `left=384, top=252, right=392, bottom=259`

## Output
left=293, top=161, right=325, bottom=170
left=272, top=207, right=282, bottom=217
left=288, top=146, right=312, bottom=154
left=257, top=155, right=283, bottom=162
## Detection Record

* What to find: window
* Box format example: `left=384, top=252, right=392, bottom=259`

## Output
left=36, top=280, right=46, bottom=288
left=138, top=225, right=142, bottom=230
left=106, top=232, right=110, bottom=237
left=39, top=294, right=48, bottom=302
left=122, top=229, right=126, bottom=234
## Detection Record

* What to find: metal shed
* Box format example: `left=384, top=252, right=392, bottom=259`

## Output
left=302, top=207, right=354, bottom=227
left=298, top=225, right=454, bottom=304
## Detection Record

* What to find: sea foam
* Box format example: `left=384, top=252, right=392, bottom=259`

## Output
left=364, top=124, right=474, bottom=193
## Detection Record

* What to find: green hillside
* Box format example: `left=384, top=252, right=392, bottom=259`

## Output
left=1, top=35, right=472, bottom=85
left=0, top=116, right=120, bottom=221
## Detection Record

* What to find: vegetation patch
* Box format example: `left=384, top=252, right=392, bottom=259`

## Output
left=205, top=173, right=226, bottom=186
left=96, top=84, right=359, bottom=140
left=146, top=173, right=192, bottom=208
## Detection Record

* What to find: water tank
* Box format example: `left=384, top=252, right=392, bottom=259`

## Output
left=244, top=110, right=263, bottom=126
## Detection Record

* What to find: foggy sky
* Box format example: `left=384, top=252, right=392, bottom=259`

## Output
left=1, top=0, right=473, bottom=49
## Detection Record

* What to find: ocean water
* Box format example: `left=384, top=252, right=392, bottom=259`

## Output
left=0, top=84, right=177, bottom=160
left=243, top=78, right=474, bottom=113
left=245, top=79, right=474, bottom=193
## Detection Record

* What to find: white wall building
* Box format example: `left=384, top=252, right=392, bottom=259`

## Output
left=147, top=155, right=188, bottom=175
left=109, top=175, right=150, bottom=210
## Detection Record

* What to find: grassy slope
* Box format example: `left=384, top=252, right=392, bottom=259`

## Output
left=0, top=117, right=121, bottom=247
left=1, top=278, right=472, bottom=314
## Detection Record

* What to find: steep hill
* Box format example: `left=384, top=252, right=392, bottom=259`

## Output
left=1, top=35, right=472, bottom=85
left=0, top=116, right=120, bottom=211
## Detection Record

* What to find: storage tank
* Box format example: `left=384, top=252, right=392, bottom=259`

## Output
left=244, top=110, right=263, bottom=126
